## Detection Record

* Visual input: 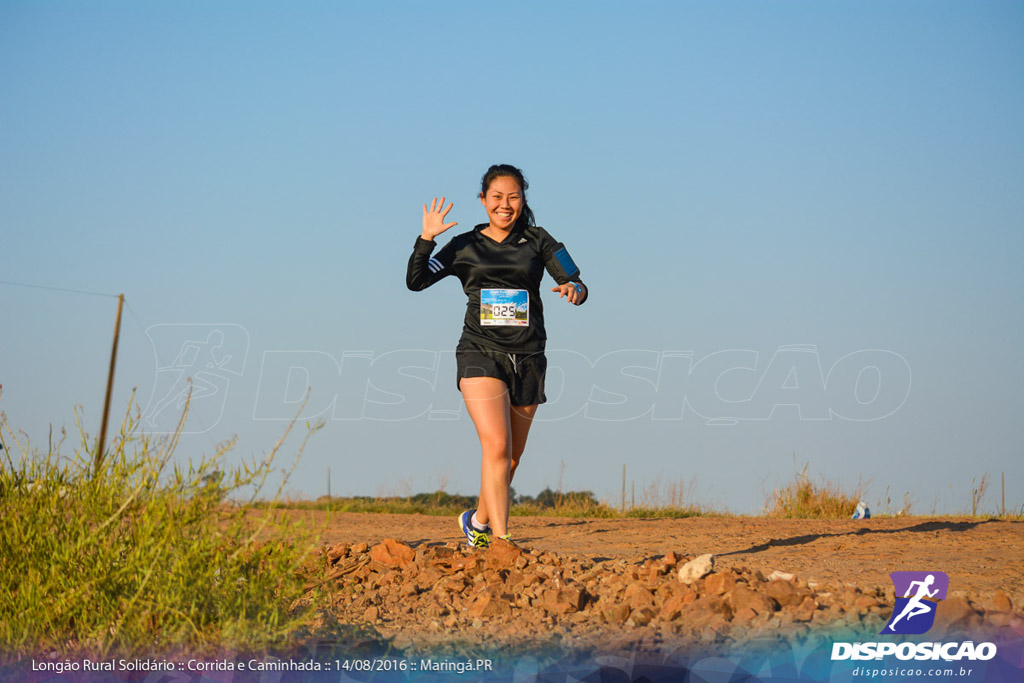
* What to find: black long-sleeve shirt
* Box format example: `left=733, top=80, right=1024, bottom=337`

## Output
left=407, top=222, right=586, bottom=352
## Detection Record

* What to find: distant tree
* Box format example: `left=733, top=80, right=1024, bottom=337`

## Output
left=527, top=487, right=598, bottom=509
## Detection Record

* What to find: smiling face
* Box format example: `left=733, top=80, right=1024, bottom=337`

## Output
left=479, top=175, right=523, bottom=231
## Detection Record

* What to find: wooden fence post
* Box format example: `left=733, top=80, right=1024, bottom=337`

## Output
left=95, top=293, right=124, bottom=476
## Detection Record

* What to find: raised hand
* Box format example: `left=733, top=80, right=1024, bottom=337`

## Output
left=421, top=196, right=458, bottom=241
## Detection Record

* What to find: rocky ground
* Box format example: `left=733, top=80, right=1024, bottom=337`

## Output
left=299, top=534, right=1024, bottom=660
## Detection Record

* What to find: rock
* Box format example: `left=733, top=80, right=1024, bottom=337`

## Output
left=768, top=570, right=795, bottom=582
left=992, top=590, right=1013, bottom=613
left=657, top=594, right=688, bottom=621
left=602, top=603, right=631, bottom=625
left=326, top=543, right=350, bottom=564
left=415, top=567, right=443, bottom=591
left=565, top=586, right=587, bottom=610
left=413, top=545, right=429, bottom=564
left=765, top=579, right=804, bottom=608
left=791, top=596, right=818, bottom=622
left=362, top=606, right=379, bottom=622
left=733, top=606, right=758, bottom=624
left=627, top=608, right=654, bottom=627
left=641, top=566, right=662, bottom=587
left=519, top=573, right=542, bottom=589
left=450, top=555, right=482, bottom=573
left=678, top=554, right=714, bottom=584
left=603, top=576, right=626, bottom=594
left=623, top=582, right=656, bottom=610
left=431, top=546, right=456, bottom=560
left=467, top=591, right=512, bottom=618
left=504, top=569, right=526, bottom=588
left=704, top=572, right=737, bottom=596
left=433, top=586, right=454, bottom=608
left=350, top=542, right=368, bottom=554
left=853, top=595, right=880, bottom=615
left=811, top=609, right=833, bottom=625
left=934, top=596, right=977, bottom=631
left=661, top=551, right=680, bottom=568
left=366, top=561, right=391, bottom=574
left=729, top=585, right=777, bottom=616
left=486, top=537, right=524, bottom=565
left=539, top=588, right=566, bottom=613
left=684, top=595, right=732, bottom=626
left=375, top=570, right=400, bottom=587
left=540, top=587, right=586, bottom=614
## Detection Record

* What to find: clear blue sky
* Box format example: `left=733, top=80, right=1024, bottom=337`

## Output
left=2, top=1, right=1022, bottom=514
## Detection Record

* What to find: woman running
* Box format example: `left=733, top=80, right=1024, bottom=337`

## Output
left=406, top=164, right=588, bottom=547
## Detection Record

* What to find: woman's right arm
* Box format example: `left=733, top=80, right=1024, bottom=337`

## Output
left=407, top=197, right=458, bottom=291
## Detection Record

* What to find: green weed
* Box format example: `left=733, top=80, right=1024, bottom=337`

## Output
left=0, top=393, right=323, bottom=659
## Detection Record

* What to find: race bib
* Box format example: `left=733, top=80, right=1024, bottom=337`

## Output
left=480, top=289, right=529, bottom=326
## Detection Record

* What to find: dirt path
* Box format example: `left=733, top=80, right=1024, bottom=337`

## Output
left=283, top=511, right=1023, bottom=601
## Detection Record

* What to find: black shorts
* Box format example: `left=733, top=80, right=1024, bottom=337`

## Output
left=456, top=341, right=547, bottom=406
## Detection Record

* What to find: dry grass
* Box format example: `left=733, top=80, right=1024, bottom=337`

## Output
left=970, top=473, right=989, bottom=515
left=765, top=461, right=864, bottom=519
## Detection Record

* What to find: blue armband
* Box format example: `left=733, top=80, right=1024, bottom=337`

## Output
left=553, top=247, right=580, bottom=280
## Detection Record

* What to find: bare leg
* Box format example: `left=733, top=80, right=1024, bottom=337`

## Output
left=475, top=402, right=537, bottom=533
left=509, top=404, right=538, bottom=483
left=460, top=377, right=512, bottom=537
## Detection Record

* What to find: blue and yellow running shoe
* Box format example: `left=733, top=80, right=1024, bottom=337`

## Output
left=459, top=509, right=491, bottom=548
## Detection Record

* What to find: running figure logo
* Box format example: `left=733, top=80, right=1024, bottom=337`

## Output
left=882, top=571, right=949, bottom=635
left=141, top=324, right=249, bottom=434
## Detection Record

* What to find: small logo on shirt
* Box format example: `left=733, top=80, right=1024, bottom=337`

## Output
left=518, top=238, right=527, bottom=244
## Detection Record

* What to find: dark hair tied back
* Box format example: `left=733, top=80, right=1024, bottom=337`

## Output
left=480, top=164, right=536, bottom=229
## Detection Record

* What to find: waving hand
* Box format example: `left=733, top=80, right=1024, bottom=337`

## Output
left=421, top=197, right=458, bottom=241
